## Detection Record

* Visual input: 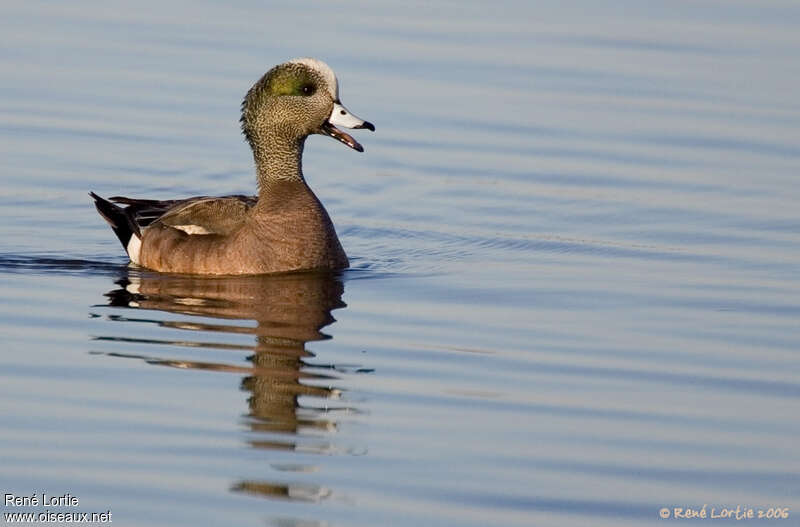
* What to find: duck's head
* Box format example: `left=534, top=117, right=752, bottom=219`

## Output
left=241, top=58, right=374, bottom=153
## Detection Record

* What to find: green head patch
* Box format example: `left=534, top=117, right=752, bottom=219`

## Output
left=265, top=64, right=319, bottom=97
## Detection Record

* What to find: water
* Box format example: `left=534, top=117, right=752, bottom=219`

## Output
left=1, top=1, right=799, bottom=526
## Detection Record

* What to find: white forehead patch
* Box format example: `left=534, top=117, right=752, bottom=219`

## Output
left=289, top=57, right=339, bottom=100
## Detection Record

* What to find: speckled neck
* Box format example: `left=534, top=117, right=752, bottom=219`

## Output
left=251, top=131, right=307, bottom=191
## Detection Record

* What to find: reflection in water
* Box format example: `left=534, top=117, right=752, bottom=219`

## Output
left=95, top=270, right=354, bottom=503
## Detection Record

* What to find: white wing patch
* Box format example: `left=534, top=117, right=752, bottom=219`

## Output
left=173, top=224, right=213, bottom=235
left=126, top=234, right=142, bottom=265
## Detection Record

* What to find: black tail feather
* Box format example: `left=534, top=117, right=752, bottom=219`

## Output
left=89, top=191, right=139, bottom=251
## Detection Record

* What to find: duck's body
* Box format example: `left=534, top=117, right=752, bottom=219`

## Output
left=91, top=58, right=372, bottom=275
left=92, top=180, right=347, bottom=274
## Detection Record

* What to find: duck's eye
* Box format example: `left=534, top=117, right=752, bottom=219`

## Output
left=301, top=84, right=315, bottom=96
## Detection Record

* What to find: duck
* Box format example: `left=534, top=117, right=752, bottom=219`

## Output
left=90, top=57, right=374, bottom=275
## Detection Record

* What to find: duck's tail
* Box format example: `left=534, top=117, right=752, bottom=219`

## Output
left=89, top=192, right=142, bottom=263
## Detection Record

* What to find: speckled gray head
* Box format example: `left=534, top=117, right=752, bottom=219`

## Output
left=241, top=57, right=375, bottom=153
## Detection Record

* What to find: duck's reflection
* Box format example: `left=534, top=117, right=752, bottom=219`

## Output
left=96, top=269, right=353, bottom=502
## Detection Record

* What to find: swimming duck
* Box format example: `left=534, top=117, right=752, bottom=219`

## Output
left=91, top=57, right=374, bottom=275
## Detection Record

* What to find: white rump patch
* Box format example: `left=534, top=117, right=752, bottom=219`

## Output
left=126, top=234, right=142, bottom=265
left=125, top=276, right=141, bottom=295
left=125, top=276, right=141, bottom=308
left=174, top=224, right=213, bottom=235
left=289, top=57, right=339, bottom=100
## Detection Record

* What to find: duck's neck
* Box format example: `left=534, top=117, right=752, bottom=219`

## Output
left=252, top=133, right=307, bottom=192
